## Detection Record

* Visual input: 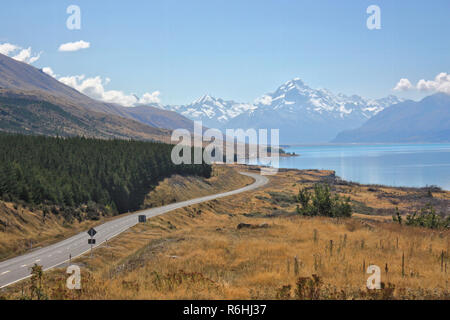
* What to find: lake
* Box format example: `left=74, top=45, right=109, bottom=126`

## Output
left=277, top=144, right=450, bottom=190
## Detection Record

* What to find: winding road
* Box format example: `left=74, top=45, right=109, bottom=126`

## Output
left=0, top=172, right=268, bottom=289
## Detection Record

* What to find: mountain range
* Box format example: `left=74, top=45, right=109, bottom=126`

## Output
left=1, top=52, right=448, bottom=144
left=333, top=93, right=450, bottom=143
left=160, top=78, right=403, bottom=143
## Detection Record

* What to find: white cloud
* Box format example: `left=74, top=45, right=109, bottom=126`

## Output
left=393, top=78, right=413, bottom=91
left=393, top=72, right=450, bottom=94
left=58, top=74, right=161, bottom=107
left=416, top=73, right=450, bottom=94
left=0, top=43, right=18, bottom=55
left=1, top=41, right=160, bottom=107
left=13, top=47, right=41, bottom=64
left=140, top=91, right=161, bottom=104
left=42, top=67, right=56, bottom=78
left=255, top=94, right=272, bottom=105
left=0, top=42, right=41, bottom=64
left=58, top=40, right=90, bottom=52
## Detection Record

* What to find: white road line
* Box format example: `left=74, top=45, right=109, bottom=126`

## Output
left=21, top=265, right=27, bottom=268
left=1, top=271, right=10, bottom=275
left=35, top=259, right=40, bottom=262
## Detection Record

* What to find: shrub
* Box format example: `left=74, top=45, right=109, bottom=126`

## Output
left=29, top=264, right=47, bottom=300
left=296, top=184, right=352, bottom=218
left=275, top=285, right=292, bottom=299
left=392, top=207, right=402, bottom=225
left=404, top=204, right=449, bottom=229
left=294, top=275, right=322, bottom=300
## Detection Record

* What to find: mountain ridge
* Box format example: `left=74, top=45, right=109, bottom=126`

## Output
left=333, top=93, right=450, bottom=143
left=0, top=53, right=194, bottom=140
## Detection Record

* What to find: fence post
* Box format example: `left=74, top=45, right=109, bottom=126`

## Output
left=402, top=252, right=405, bottom=277
left=294, top=256, right=299, bottom=276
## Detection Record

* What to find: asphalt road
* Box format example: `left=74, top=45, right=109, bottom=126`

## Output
left=0, top=172, right=268, bottom=289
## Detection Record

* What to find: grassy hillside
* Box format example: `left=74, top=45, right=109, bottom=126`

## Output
left=0, top=53, right=195, bottom=134
left=0, top=94, right=173, bottom=142
left=142, top=165, right=254, bottom=208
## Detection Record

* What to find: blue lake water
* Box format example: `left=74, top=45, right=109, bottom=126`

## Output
left=277, top=144, right=450, bottom=190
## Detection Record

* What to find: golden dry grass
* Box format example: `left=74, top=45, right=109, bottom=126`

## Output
left=0, top=202, right=111, bottom=261
left=1, top=165, right=449, bottom=300
left=142, top=165, right=254, bottom=208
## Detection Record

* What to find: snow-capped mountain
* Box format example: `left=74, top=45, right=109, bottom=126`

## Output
left=158, top=78, right=403, bottom=143
left=253, top=78, right=399, bottom=119
left=229, top=78, right=403, bottom=143
left=162, top=95, right=256, bottom=129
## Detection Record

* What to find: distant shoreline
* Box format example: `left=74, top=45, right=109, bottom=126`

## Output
left=241, top=163, right=450, bottom=192
left=281, top=142, right=450, bottom=147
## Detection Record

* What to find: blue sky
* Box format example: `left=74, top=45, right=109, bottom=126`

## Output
left=0, top=0, right=449, bottom=105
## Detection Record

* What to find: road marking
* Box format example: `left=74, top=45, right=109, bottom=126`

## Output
left=1, top=271, right=10, bottom=275
left=35, top=259, right=41, bottom=262
left=21, top=265, right=27, bottom=268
